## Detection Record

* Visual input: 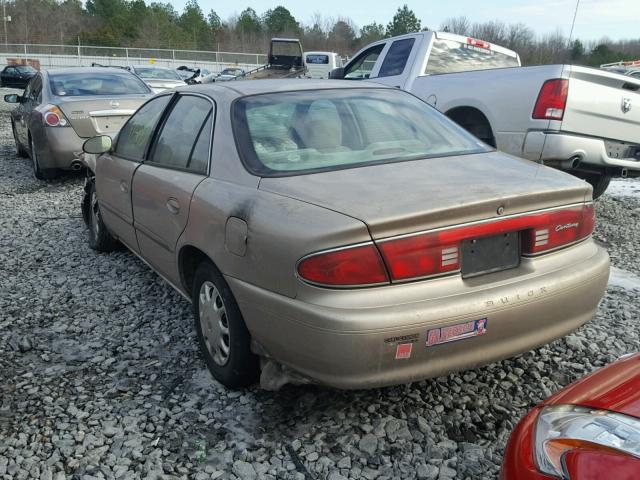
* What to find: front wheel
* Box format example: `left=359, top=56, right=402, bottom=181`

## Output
left=193, top=260, right=259, bottom=388
left=84, top=180, right=119, bottom=252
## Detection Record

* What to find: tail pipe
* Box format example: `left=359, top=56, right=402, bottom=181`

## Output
left=70, top=160, right=83, bottom=171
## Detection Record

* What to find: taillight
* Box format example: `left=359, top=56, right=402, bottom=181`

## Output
left=41, top=105, right=69, bottom=127
left=297, top=243, right=389, bottom=287
left=378, top=204, right=594, bottom=282
left=533, top=79, right=568, bottom=120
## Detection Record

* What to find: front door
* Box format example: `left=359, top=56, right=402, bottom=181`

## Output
left=132, top=94, right=214, bottom=282
left=96, top=94, right=172, bottom=252
left=367, top=36, right=418, bottom=89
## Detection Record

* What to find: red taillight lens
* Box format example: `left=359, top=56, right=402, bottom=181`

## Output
left=378, top=204, right=595, bottom=282
left=533, top=79, right=569, bottom=120
left=41, top=105, right=69, bottom=127
left=44, top=112, right=60, bottom=126
left=297, top=244, right=389, bottom=287
left=467, top=37, right=491, bottom=49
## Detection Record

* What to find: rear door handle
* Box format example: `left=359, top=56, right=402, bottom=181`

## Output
left=166, top=197, right=180, bottom=214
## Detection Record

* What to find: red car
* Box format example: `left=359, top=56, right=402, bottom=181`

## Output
left=501, top=353, right=640, bottom=479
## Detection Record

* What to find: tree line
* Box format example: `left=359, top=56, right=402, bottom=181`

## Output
left=4, top=0, right=640, bottom=67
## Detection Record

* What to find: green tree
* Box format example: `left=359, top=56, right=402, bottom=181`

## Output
left=236, top=7, right=262, bottom=35
left=386, top=5, right=421, bottom=37
left=180, top=0, right=209, bottom=49
left=359, top=22, right=385, bottom=45
left=328, top=19, right=356, bottom=53
left=570, top=39, right=585, bottom=61
left=263, top=6, right=299, bottom=35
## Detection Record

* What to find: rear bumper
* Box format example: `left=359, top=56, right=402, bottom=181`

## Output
left=37, top=128, right=84, bottom=170
left=228, top=240, right=609, bottom=390
left=523, top=131, right=640, bottom=171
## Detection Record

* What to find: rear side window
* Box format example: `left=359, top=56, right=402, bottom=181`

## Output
left=148, top=95, right=213, bottom=173
left=49, top=72, right=150, bottom=96
left=115, top=95, right=171, bottom=161
left=426, top=38, right=519, bottom=75
left=378, top=38, right=415, bottom=77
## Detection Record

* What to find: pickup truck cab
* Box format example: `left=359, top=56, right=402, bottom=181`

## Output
left=331, top=31, right=640, bottom=197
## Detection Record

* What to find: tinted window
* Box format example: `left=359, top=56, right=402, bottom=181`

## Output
left=29, top=75, right=42, bottom=100
left=306, top=55, right=329, bottom=64
left=149, top=95, right=212, bottom=171
left=188, top=113, right=212, bottom=174
left=115, top=95, right=171, bottom=161
left=16, top=65, right=36, bottom=73
left=134, top=67, right=182, bottom=80
left=344, top=45, right=384, bottom=79
left=49, top=72, right=150, bottom=96
left=5, top=67, right=15, bottom=74
left=426, top=38, right=519, bottom=74
left=233, top=89, right=488, bottom=176
left=378, top=39, right=415, bottom=77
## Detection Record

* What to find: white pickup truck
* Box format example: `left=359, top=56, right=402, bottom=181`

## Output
left=330, top=31, right=640, bottom=197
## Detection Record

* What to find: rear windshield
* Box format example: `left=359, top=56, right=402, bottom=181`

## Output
left=49, top=72, right=150, bottom=96
left=426, top=38, right=519, bottom=75
left=306, top=55, right=329, bottom=64
left=272, top=41, right=301, bottom=57
left=233, top=89, right=488, bottom=176
left=134, top=67, right=182, bottom=80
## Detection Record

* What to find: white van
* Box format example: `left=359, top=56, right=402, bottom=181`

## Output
left=303, top=51, right=343, bottom=79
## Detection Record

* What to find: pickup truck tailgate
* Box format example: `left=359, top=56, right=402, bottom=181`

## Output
left=562, top=66, right=640, bottom=144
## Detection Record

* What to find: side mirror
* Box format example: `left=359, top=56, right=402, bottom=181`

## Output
left=83, top=135, right=112, bottom=155
left=4, top=94, right=20, bottom=103
left=329, top=67, right=345, bottom=79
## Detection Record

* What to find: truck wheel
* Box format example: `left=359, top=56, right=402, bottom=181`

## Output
left=29, top=135, right=57, bottom=180
left=86, top=180, right=120, bottom=252
left=584, top=173, right=611, bottom=200
left=193, top=260, right=259, bottom=389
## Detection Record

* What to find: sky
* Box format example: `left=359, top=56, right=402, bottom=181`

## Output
left=175, top=0, right=639, bottom=42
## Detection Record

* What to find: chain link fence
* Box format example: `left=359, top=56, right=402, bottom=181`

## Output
left=0, top=44, right=268, bottom=73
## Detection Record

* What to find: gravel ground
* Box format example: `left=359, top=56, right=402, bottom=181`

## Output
left=1, top=88, right=639, bottom=480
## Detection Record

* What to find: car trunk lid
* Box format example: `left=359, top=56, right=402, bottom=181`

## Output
left=57, top=95, right=149, bottom=138
left=259, top=152, right=590, bottom=240
left=562, top=66, right=640, bottom=145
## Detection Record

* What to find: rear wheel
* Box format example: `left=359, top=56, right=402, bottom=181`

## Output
left=193, top=260, right=259, bottom=388
left=12, top=122, right=27, bottom=157
left=85, top=181, right=119, bottom=252
left=29, top=135, right=57, bottom=180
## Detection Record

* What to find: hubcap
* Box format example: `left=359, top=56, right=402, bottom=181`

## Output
left=90, top=190, right=100, bottom=237
left=198, top=281, right=230, bottom=366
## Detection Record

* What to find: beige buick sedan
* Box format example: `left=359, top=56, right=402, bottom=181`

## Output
left=82, top=80, right=609, bottom=390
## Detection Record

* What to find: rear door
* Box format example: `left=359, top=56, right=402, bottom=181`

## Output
left=561, top=67, right=640, bottom=145
left=367, top=36, right=419, bottom=88
left=131, top=93, right=213, bottom=281
left=96, top=94, right=172, bottom=253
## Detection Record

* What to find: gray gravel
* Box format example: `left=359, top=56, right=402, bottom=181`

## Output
left=1, top=87, right=639, bottom=480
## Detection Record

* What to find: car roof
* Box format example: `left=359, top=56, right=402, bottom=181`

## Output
left=181, top=79, right=391, bottom=97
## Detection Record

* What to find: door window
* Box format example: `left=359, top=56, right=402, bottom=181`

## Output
left=378, top=38, right=415, bottom=77
left=187, top=113, right=213, bottom=174
left=5, top=67, right=15, bottom=75
left=344, top=44, right=384, bottom=79
left=28, top=75, right=42, bottom=102
left=148, top=95, right=213, bottom=173
left=114, top=95, right=172, bottom=161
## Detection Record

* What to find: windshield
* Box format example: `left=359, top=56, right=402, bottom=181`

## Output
left=49, top=72, right=150, bottom=96
left=134, top=67, right=182, bottom=80
left=271, top=41, right=301, bottom=57
left=16, top=65, right=36, bottom=73
left=233, top=89, right=488, bottom=176
left=426, top=38, right=519, bottom=74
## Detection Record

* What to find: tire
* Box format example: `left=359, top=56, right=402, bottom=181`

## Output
left=193, top=260, right=259, bottom=388
left=12, top=122, right=27, bottom=157
left=29, top=135, right=57, bottom=180
left=85, top=180, right=120, bottom=252
left=584, top=173, right=611, bottom=200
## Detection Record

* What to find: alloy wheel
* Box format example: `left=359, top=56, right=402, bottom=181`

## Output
left=198, top=281, right=230, bottom=366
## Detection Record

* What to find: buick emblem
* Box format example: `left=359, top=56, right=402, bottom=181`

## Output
left=622, top=97, right=632, bottom=114
left=110, top=100, right=120, bottom=109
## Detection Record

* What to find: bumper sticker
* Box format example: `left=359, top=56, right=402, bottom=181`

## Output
left=426, top=318, right=488, bottom=347
left=395, top=343, right=413, bottom=360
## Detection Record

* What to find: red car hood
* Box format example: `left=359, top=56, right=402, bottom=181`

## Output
left=544, top=353, right=640, bottom=418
